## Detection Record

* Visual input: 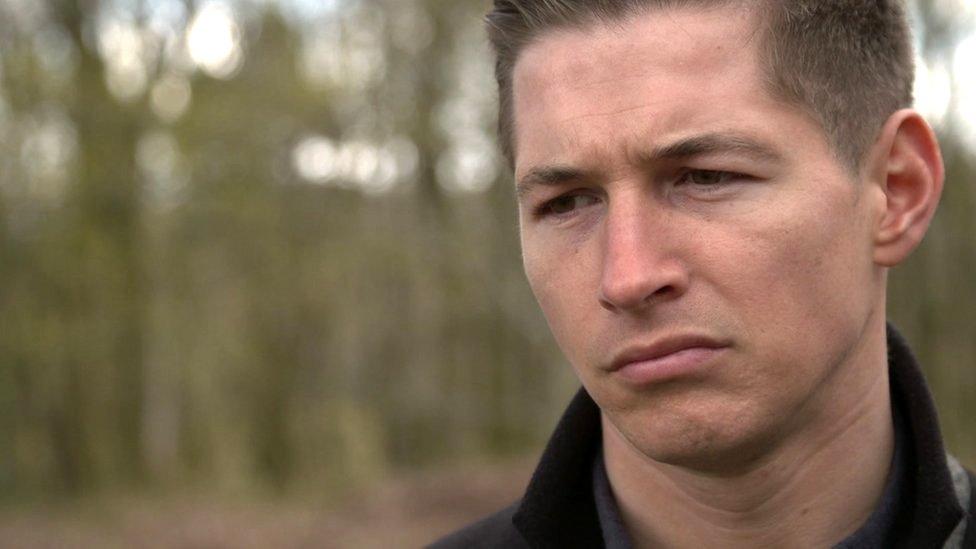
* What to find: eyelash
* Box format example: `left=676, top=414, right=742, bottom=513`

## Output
left=532, top=169, right=748, bottom=218
left=534, top=192, right=600, bottom=219
left=675, top=169, right=745, bottom=189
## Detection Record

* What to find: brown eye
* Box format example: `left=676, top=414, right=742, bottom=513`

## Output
left=545, top=194, right=599, bottom=216
left=681, top=170, right=738, bottom=187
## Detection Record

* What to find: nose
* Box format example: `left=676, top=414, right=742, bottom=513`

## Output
left=598, top=196, right=690, bottom=313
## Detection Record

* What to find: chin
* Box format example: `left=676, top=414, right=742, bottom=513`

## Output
left=606, top=402, right=778, bottom=474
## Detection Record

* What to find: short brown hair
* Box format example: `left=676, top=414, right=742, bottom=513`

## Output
left=486, top=0, right=915, bottom=170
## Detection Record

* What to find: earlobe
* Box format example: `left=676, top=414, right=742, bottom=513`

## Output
left=870, top=109, right=944, bottom=267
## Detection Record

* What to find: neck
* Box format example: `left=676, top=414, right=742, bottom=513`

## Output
left=602, top=324, right=895, bottom=548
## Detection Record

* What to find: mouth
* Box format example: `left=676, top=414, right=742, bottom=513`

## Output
left=607, top=335, right=731, bottom=384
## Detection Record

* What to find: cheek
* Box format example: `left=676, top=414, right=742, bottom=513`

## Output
left=522, top=235, right=601, bottom=362
left=711, top=188, right=876, bottom=367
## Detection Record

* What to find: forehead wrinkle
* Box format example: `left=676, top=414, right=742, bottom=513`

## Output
left=558, top=102, right=659, bottom=126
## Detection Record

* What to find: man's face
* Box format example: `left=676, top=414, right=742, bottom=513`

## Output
left=512, top=7, right=888, bottom=469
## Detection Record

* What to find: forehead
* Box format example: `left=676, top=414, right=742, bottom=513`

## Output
left=510, top=6, right=815, bottom=174
left=516, top=5, right=760, bottom=85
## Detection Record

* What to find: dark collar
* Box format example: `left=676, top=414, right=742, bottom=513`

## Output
left=885, top=324, right=966, bottom=546
left=511, top=324, right=965, bottom=548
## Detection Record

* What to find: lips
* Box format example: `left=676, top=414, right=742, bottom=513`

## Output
left=607, top=334, right=730, bottom=381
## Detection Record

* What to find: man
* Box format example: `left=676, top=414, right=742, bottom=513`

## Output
left=433, top=0, right=974, bottom=547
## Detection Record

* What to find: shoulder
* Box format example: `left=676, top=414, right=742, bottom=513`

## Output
left=965, top=467, right=976, bottom=548
left=950, top=457, right=976, bottom=548
left=427, top=501, right=529, bottom=549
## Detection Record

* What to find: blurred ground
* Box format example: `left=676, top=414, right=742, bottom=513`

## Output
left=0, top=458, right=535, bottom=549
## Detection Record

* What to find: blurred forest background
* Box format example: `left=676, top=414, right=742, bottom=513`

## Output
left=0, top=0, right=973, bottom=546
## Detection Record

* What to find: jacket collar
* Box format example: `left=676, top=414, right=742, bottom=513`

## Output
left=885, top=324, right=966, bottom=546
left=512, top=323, right=965, bottom=548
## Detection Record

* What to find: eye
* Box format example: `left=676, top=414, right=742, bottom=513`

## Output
left=537, top=193, right=600, bottom=217
left=677, top=169, right=744, bottom=188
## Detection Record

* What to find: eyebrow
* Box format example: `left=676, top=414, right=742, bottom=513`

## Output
left=643, top=133, right=784, bottom=165
left=515, top=132, right=783, bottom=200
left=516, top=166, right=588, bottom=200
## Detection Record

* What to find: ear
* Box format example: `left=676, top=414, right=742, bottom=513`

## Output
left=864, top=109, right=944, bottom=267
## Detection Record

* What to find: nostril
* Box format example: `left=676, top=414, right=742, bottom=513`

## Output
left=599, top=279, right=673, bottom=312
left=652, top=284, right=677, bottom=298
left=598, top=267, right=687, bottom=312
